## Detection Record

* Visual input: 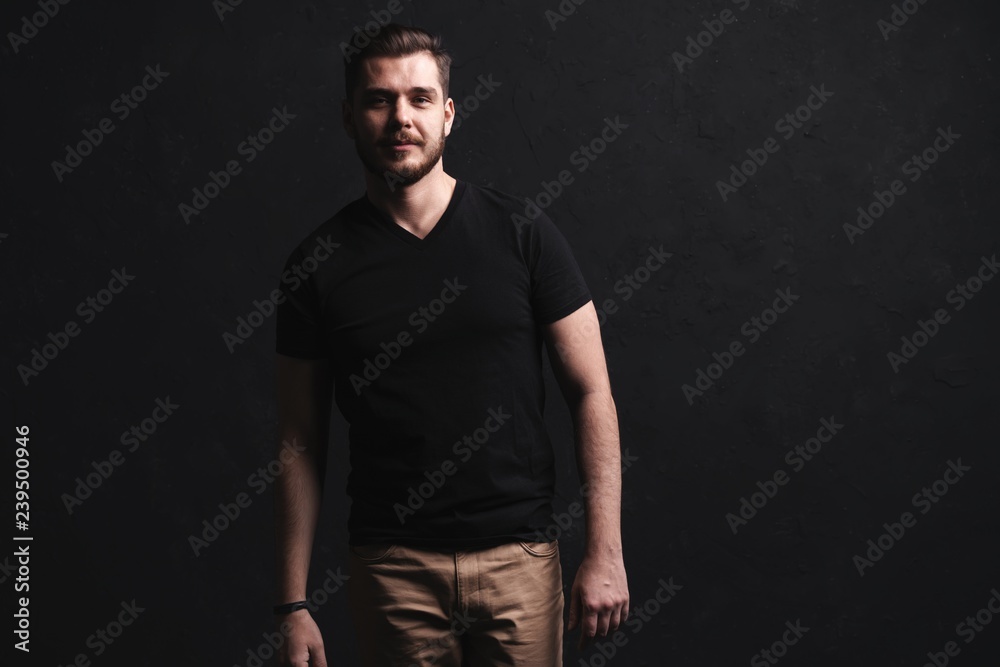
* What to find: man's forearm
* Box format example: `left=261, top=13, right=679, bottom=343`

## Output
left=274, top=434, right=324, bottom=604
left=571, top=389, right=623, bottom=558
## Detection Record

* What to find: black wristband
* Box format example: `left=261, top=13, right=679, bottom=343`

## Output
left=273, top=600, right=309, bottom=615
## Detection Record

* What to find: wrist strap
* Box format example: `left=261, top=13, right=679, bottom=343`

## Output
left=273, top=600, right=309, bottom=615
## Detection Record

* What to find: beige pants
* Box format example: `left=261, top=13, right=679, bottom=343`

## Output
left=346, top=539, right=564, bottom=666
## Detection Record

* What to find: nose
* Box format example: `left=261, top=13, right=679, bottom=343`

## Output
left=389, top=98, right=413, bottom=128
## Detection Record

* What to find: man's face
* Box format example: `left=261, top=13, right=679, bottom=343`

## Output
left=344, top=52, right=454, bottom=187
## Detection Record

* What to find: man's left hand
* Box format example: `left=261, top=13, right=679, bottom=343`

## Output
left=567, top=550, right=630, bottom=651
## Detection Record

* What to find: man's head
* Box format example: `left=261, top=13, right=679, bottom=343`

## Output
left=342, top=23, right=455, bottom=188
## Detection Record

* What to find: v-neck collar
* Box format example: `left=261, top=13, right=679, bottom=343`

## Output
left=361, top=180, right=466, bottom=249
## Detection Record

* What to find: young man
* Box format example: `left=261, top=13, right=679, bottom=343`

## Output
left=272, top=23, right=628, bottom=666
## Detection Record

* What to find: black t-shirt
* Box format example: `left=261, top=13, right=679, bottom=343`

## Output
left=274, top=178, right=592, bottom=550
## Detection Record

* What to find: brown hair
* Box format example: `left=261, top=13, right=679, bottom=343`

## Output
left=344, top=23, right=452, bottom=102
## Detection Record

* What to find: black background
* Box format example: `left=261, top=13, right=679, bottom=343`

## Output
left=2, top=0, right=999, bottom=665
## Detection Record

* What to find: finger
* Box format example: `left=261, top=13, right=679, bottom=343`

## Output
left=606, top=606, right=623, bottom=635
left=567, top=586, right=580, bottom=631
left=575, top=605, right=590, bottom=651
left=311, top=645, right=328, bottom=667
left=595, top=608, right=612, bottom=638
left=289, top=645, right=310, bottom=667
left=581, top=609, right=598, bottom=648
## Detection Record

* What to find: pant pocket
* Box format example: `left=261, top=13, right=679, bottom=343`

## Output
left=517, top=539, right=558, bottom=558
left=349, top=542, right=398, bottom=563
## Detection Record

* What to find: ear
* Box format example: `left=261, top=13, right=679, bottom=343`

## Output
left=342, top=98, right=356, bottom=140
left=443, top=97, right=455, bottom=137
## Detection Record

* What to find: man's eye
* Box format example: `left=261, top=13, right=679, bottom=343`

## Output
left=414, top=97, right=431, bottom=104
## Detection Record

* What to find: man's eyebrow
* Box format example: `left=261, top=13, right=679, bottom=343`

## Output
left=363, top=86, right=439, bottom=97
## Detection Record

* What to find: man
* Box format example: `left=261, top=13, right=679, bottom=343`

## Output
left=273, top=22, right=628, bottom=666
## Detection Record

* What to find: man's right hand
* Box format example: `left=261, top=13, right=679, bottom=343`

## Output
left=274, top=353, right=333, bottom=665
left=277, top=611, right=328, bottom=666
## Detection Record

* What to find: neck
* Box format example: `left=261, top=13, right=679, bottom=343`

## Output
left=363, top=164, right=457, bottom=234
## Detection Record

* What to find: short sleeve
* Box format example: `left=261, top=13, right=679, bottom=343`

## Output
left=524, top=212, right=592, bottom=325
left=274, top=242, right=329, bottom=359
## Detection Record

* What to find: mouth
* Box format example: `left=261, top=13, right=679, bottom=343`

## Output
left=385, top=138, right=419, bottom=149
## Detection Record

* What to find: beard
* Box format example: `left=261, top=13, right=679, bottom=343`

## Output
left=355, top=125, right=447, bottom=188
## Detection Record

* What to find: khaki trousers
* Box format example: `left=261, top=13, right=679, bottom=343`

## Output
left=346, top=539, right=564, bottom=666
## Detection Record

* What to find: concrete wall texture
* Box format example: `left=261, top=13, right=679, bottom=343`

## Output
left=2, top=0, right=999, bottom=664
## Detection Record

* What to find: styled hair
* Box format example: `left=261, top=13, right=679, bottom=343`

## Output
left=344, top=23, right=452, bottom=102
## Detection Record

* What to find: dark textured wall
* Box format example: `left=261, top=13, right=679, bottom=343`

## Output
left=3, top=0, right=999, bottom=665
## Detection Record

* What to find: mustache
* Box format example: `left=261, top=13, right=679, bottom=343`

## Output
left=381, top=135, right=422, bottom=146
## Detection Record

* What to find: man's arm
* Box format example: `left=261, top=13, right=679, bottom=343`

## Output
left=274, top=353, right=333, bottom=667
left=541, top=300, right=630, bottom=650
